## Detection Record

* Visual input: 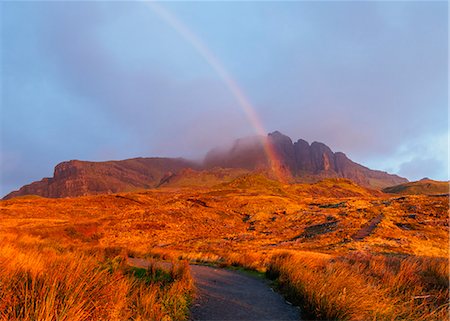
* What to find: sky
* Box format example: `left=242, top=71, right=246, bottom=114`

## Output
left=1, top=1, right=448, bottom=196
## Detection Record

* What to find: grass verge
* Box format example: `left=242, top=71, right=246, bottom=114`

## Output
left=267, top=251, right=449, bottom=320
left=0, top=238, right=194, bottom=321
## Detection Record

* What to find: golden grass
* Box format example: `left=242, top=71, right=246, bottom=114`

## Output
left=0, top=176, right=448, bottom=320
left=268, top=251, right=449, bottom=321
left=0, top=237, right=194, bottom=321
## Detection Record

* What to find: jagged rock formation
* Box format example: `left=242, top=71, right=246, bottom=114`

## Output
left=205, top=131, right=407, bottom=189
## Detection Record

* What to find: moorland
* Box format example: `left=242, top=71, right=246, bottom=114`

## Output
left=1, top=173, right=448, bottom=320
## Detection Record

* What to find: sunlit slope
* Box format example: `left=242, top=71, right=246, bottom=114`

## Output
left=383, top=179, right=449, bottom=195
left=157, top=168, right=250, bottom=188
left=1, top=174, right=447, bottom=258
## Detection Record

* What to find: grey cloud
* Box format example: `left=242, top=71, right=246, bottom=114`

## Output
left=398, top=157, right=448, bottom=182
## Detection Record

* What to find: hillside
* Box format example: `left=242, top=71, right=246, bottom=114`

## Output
left=4, top=158, right=196, bottom=199
left=383, top=179, right=449, bottom=195
left=157, top=168, right=250, bottom=188
left=1, top=175, right=446, bottom=257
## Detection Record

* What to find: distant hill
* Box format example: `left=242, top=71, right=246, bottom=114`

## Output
left=4, top=131, right=408, bottom=199
left=4, top=158, right=197, bottom=199
left=383, top=179, right=449, bottom=195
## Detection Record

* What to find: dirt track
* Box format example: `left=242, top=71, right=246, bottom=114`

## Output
left=128, top=258, right=300, bottom=320
left=189, top=264, right=300, bottom=320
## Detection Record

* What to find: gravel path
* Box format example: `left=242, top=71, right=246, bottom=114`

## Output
left=127, top=258, right=300, bottom=321
left=189, top=265, right=300, bottom=321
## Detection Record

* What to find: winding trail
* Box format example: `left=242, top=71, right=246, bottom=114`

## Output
left=128, top=258, right=300, bottom=321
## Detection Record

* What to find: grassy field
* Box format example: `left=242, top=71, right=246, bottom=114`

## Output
left=267, top=251, right=448, bottom=320
left=0, top=235, right=194, bottom=321
left=0, top=175, right=448, bottom=320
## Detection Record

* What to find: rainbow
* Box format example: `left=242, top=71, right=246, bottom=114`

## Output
left=146, top=2, right=287, bottom=181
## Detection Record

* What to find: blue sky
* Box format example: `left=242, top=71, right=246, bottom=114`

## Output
left=1, top=1, right=448, bottom=195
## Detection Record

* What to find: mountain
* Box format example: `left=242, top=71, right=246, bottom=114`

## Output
left=382, top=178, right=449, bottom=195
left=205, top=131, right=407, bottom=189
left=4, top=158, right=196, bottom=199
left=4, top=131, right=408, bottom=199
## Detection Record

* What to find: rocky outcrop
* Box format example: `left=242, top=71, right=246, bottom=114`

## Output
left=293, top=139, right=314, bottom=172
left=268, top=131, right=297, bottom=172
left=4, top=158, right=196, bottom=199
left=204, top=131, right=407, bottom=189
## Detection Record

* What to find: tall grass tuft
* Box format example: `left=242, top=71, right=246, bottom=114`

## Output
left=0, top=241, right=194, bottom=321
left=267, top=251, right=449, bottom=321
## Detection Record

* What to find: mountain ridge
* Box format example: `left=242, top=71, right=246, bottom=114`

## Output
left=205, top=131, right=407, bottom=188
left=4, top=131, right=407, bottom=199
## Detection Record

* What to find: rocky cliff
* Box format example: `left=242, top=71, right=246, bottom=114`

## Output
left=4, top=158, right=196, bottom=199
left=205, top=131, right=407, bottom=189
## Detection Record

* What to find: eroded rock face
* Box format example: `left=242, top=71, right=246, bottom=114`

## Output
left=204, top=131, right=407, bottom=189
left=294, top=139, right=314, bottom=172
left=310, top=142, right=336, bottom=172
left=268, top=131, right=296, bottom=173
left=4, top=158, right=197, bottom=199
